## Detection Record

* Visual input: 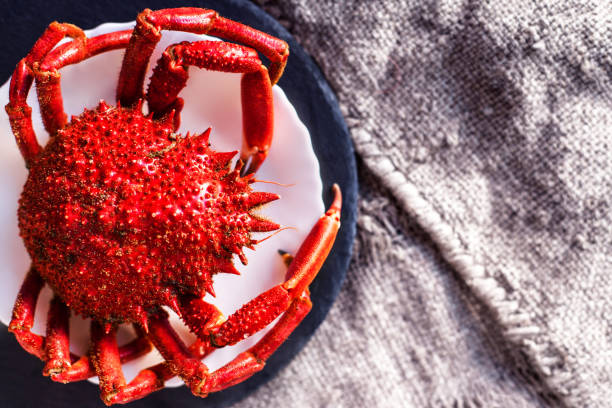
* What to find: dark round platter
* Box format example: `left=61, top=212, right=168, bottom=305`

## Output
left=0, top=0, right=357, bottom=407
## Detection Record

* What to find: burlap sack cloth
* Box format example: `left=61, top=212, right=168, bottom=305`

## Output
left=241, top=1, right=611, bottom=407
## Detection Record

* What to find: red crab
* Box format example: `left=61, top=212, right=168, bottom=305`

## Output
left=5, top=7, right=341, bottom=405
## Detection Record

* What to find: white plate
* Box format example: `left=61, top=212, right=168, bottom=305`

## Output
left=0, top=22, right=323, bottom=387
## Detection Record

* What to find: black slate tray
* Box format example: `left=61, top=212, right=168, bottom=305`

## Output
left=0, top=0, right=357, bottom=407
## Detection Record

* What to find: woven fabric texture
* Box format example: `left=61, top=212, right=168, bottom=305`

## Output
left=236, top=1, right=612, bottom=407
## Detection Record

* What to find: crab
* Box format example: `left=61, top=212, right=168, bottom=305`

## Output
left=5, top=7, right=341, bottom=405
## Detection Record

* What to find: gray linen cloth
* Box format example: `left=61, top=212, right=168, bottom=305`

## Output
left=237, top=1, right=611, bottom=407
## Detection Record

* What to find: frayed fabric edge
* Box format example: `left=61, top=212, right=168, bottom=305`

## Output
left=352, top=126, right=580, bottom=406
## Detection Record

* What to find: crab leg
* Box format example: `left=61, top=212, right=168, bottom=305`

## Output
left=81, top=311, right=215, bottom=404
left=35, top=30, right=132, bottom=136
left=207, top=184, right=341, bottom=347
left=90, top=322, right=127, bottom=404
left=105, top=300, right=222, bottom=404
left=109, top=291, right=311, bottom=404
left=177, top=294, right=225, bottom=345
left=5, top=25, right=132, bottom=166
left=142, top=309, right=209, bottom=396
left=146, top=41, right=263, bottom=114
left=104, top=338, right=215, bottom=405
left=208, top=16, right=289, bottom=85
left=108, top=363, right=167, bottom=404
left=8, top=268, right=45, bottom=359
left=51, top=328, right=152, bottom=383
left=282, top=184, right=342, bottom=294
left=5, top=61, right=39, bottom=167
left=9, top=268, right=151, bottom=382
left=117, top=7, right=288, bottom=107
left=202, top=291, right=312, bottom=394
left=146, top=40, right=273, bottom=173
left=5, top=22, right=84, bottom=166
left=43, top=296, right=71, bottom=376
left=192, top=191, right=339, bottom=389
left=117, top=8, right=216, bottom=107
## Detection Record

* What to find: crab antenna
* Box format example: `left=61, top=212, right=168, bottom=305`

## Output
left=251, top=226, right=296, bottom=245
left=251, top=179, right=295, bottom=187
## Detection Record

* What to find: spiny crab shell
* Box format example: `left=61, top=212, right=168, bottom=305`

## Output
left=18, top=101, right=279, bottom=325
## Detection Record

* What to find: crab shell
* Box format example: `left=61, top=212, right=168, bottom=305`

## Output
left=18, top=101, right=280, bottom=325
